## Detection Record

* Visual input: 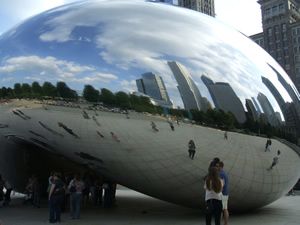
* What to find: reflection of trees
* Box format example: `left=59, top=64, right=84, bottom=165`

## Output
left=0, top=81, right=78, bottom=99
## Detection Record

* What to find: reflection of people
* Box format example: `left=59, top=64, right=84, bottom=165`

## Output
left=204, top=167, right=223, bottom=225
left=216, top=162, right=229, bottom=225
left=75, top=152, right=103, bottom=163
left=111, top=132, right=120, bottom=142
left=224, top=131, right=227, bottom=140
left=168, top=121, right=175, bottom=131
left=268, top=150, right=281, bottom=170
left=188, top=140, right=196, bottom=159
left=151, top=121, right=158, bottom=133
left=264, top=139, right=272, bottom=152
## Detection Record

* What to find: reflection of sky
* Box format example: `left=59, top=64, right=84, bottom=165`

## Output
left=0, top=0, right=297, bottom=116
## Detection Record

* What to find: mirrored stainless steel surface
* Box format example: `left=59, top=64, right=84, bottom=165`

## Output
left=0, top=0, right=300, bottom=211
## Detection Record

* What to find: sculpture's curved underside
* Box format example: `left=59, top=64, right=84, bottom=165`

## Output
left=0, top=0, right=300, bottom=211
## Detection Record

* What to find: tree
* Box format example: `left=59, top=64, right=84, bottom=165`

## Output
left=31, top=81, right=42, bottom=95
left=115, top=91, right=131, bottom=108
left=56, top=81, right=78, bottom=99
left=42, top=82, right=57, bottom=97
left=13, top=83, right=22, bottom=97
left=21, top=83, right=32, bottom=95
left=100, top=88, right=116, bottom=105
left=83, top=85, right=100, bottom=102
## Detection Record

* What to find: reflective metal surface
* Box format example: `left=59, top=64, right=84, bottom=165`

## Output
left=0, top=0, right=300, bottom=211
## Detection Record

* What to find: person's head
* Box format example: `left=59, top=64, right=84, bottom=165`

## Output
left=206, top=167, right=222, bottom=193
left=189, top=140, right=194, bottom=144
left=53, top=172, right=61, bottom=179
left=216, top=161, right=224, bottom=171
left=213, top=157, right=220, bottom=165
left=74, top=172, right=81, bottom=181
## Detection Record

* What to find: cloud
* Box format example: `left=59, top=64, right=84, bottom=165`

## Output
left=0, top=55, right=95, bottom=82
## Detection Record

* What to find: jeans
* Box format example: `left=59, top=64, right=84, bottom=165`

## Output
left=70, top=192, right=83, bottom=219
left=49, top=194, right=63, bottom=223
left=205, top=199, right=223, bottom=225
left=94, top=188, right=103, bottom=206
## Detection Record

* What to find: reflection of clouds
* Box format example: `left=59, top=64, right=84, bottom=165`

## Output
left=0, top=0, right=296, bottom=113
left=1, top=77, right=14, bottom=83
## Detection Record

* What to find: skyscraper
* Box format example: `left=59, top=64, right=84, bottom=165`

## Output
left=136, top=72, right=170, bottom=102
left=250, top=0, right=300, bottom=94
left=245, top=99, right=259, bottom=121
left=177, top=0, right=215, bottom=17
left=168, top=61, right=206, bottom=111
left=201, top=74, right=246, bottom=123
left=257, top=92, right=281, bottom=126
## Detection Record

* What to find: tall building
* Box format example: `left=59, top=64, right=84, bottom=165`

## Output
left=136, top=72, right=170, bottom=102
left=178, top=0, right=215, bottom=17
left=201, top=74, right=246, bottom=123
left=168, top=61, right=206, bottom=111
left=250, top=0, right=300, bottom=93
left=257, top=92, right=281, bottom=126
left=245, top=99, right=259, bottom=121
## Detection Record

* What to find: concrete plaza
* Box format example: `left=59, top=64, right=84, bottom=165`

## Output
left=0, top=187, right=299, bottom=225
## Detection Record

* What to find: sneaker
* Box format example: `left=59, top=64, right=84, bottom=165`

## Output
left=69, top=217, right=74, bottom=219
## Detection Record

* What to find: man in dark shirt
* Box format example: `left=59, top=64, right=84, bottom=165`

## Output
left=217, top=161, right=229, bottom=225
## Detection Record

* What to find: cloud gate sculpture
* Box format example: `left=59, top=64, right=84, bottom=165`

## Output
left=0, top=0, right=300, bottom=211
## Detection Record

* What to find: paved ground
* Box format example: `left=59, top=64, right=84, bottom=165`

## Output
left=0, top=187, right=299, bottom=225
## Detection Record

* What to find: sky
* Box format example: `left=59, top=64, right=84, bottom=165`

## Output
left=0, top=0, right=263, bottom=37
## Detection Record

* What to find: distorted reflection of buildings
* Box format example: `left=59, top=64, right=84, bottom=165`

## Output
left=201, top=74, right=246, bottom=123
left=135, top=72, right=174, bottom=108
left=251, top=97, right=262, bottom=117
left=131, top=91, right=174, bottom=108
left=245, top=99, right=259, bottom=121
left=202, top=97, right=214, bottom=110
left=257, top=92, right=281, bottom=126
left=168, top=61, right=206, bottom=111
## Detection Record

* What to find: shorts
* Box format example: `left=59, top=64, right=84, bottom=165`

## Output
left=222, top=195, right=229, bottom=210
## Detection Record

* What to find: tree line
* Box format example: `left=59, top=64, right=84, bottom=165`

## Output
left=0, top=81, right=298, bottom=144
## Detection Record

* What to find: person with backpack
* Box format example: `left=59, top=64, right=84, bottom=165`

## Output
left=48, top=172, right=65, bottom=223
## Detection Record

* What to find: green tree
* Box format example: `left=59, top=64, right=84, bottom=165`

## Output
left=21, top=83, right=32, bottom=96
left=42, top=82, right=57, bottom=97
left=31, top=81, right=42, bottom=95
left=83, top=85, right=100, bottom=102
left=56, top=81, right=78, bottom=99
left=14, top=83, right=22, bottom=97
left=115, top=91, right=131, bottom=108
left=100, top=88, right=116, bottom=105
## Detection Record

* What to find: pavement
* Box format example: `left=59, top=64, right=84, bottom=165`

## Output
left=0, top=187, right=299, bottom=225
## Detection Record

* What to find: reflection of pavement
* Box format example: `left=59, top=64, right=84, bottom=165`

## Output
left=0, top=187, right=299, bottom=225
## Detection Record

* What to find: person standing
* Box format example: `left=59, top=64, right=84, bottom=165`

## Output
left=216, top=162, right=229, bottom=225
left=68, top=173, right=85, bottom=220
left=264, top=138, right=272, bottom=152
left=204, top=167, right=223, bottom=225
left=188, top=140, right=196, bottom=160
left=268, top=150, right=281, bottom=170
left=2, top=179, right=13, bottom=206
left=224, top=131, right=227, bottom=140
left=48, top=172, right=64, bottom=223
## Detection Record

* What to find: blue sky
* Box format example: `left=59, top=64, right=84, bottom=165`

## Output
left=0, top=0, right=262, bottom=37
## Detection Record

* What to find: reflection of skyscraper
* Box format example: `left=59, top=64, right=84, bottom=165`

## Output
left=245, top=99, right=259, bottom=121
left=261, top=76, right=295, bottom=126
left=257, top=92, right=280, bottom=126
left=251, top=97, right=262, bottom=117
left=269, top=64, right=300, bottom=121
left=168, top=61, right=206, bottom=111
left=136, top=72, right=170, bottom=102
left=201, top=74, right=246, bottom=123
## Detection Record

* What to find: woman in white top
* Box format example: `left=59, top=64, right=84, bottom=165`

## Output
left=204, top=167, right=223, bottom=225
